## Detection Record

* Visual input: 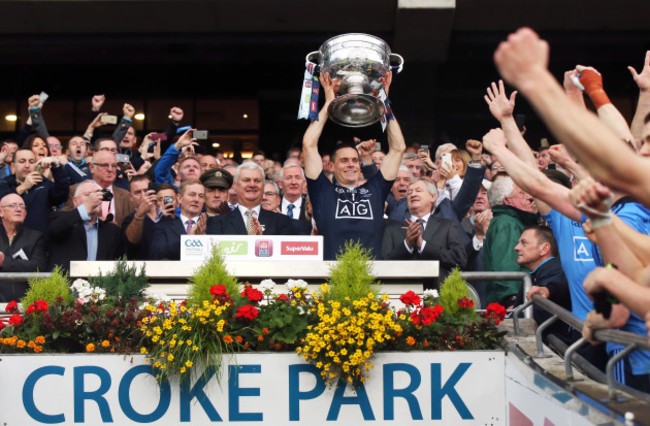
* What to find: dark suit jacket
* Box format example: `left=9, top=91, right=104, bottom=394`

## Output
left=0, top=224, right=48, bottom=302
left=148, top=217, right=187, bottom=260
left=63, top=182, right=134, bottom=227
left=281, top=195, right=312, bottom=235
left=206, top=207, right=293, bottom=235
left=381, top=217, right=467, bottom=286
left=46, top=208, right=125, bottom=272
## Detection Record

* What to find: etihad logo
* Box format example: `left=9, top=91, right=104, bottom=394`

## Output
left=281, top=241, right=319, bottom=255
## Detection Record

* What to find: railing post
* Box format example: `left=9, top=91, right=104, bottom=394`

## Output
left=532, top=314, right=557, bottom=358
left=564, top=337, right=587, bottom=380
left=605, top=344, right=637, bottom=401
left=512, top=299, right=533, bottom=336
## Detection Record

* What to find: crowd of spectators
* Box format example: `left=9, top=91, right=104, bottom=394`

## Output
left=0, top=27, right=649, bottom=392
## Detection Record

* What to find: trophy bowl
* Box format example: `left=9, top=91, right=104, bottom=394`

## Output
left=306, top=33, right=404, bottom=128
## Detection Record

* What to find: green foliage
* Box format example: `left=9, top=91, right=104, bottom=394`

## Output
left=439, top=268, right=471, bottom=316
left=21, top=266, right=74, bottom=307
left=256, top=301, right=308, bottom=344
left=327, top=240, right=379, bottom=302
left=187, top=245, right=239, bottom=306
left=89, top=257, right=149, bottom=300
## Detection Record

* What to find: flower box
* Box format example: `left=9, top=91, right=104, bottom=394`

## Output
left=0, top=350, right=505, bottom=425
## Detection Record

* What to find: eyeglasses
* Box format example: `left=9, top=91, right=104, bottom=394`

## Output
left=93, top=163, right=119, bottom=169
left=1, top=203, right=26, bottom=210
left=263, top=192, right=278, bottom=197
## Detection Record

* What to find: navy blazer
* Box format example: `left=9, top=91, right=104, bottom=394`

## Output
left=206, top=207, right=294, bottom=235
left=148, top=217, right=187, bottom=260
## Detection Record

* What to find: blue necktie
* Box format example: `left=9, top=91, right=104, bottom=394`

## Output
left=287, top=203, right=295, bottom=219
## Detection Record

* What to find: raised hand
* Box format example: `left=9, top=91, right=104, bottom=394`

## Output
left=466, top=139, right=483, bottom=160
left=569, top=177, right=614, bottom=218
left=494, top=28, right=550, bottom=90
left=91, top=94, right=106, bottom=112
left=122, top=103, right=135, bottom=120
left=482, top=128, right=507, bottom=152
left=28, top=94, right=41, bottom=109
left=484, top=80, right=517, bottom=121
left=320, top=72, right=336, bottom=103
left=628, top=51, right=650, bottom=92
left=174, top=128, right=198, bottom=152
left=170, top=106, right=184, bottom=123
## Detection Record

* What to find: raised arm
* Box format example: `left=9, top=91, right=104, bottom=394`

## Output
left=484, top=80, right=536, bottom=168
left=378, top=72, right=406, bottom=180
left=302, top=72, right=333, bottom=180
left=494, top=28, right=650, bottom=205
left=483, top=128, right=580, bottom=220
left=628, top=51, right=650, bottom=149
left=576, top=65, right=635, bottom=144
left=563, top=69, right=586, bottom=109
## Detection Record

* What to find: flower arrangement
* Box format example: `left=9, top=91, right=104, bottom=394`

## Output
left=0, top=245, right=507, bottom=389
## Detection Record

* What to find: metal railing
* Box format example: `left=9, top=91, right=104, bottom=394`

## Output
left=513, top=295, right=650, bottom=402
left=460, top=271, right=533, bottom=318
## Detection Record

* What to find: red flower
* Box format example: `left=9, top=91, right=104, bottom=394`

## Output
left=236, top=305, right=259, bottom=321
left=5, top=300, right=18, bottom=314
left=0, top=319, right=5, bottom=330
left=399, top=291, right=421, bottom=306
left=457, top=297, right=474, bottom=310
left=484, top=303, right=507, bottom=324
left=35, top=300, right=49, bottom=313
left=411, top=305, right=443, bottom=325
left=276, top=294, right=289, bottom=302
left=210, top=285, right=227, bottom=296
left=8, top=315, right=23, bottom=326
left=241, top=286, right=263, bottom=303
left=26, top=304, right=36, bottom=315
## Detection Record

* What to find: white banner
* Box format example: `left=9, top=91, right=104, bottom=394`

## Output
left=180, top=235, right=323, bottom=262
left=0, top=351, right=504, bottom=425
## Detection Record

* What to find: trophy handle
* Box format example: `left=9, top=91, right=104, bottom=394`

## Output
left=305, top=51, right=320, bottom=66
left=390, top=53, right=404, bottom=74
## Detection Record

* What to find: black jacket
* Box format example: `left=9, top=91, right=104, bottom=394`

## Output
left=0, top=224, right=47, bottom=302
left=46, top=208, right=125, bottom=272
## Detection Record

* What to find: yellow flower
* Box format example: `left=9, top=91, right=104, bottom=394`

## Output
left=185, top=360, right=193, bottom=368
left=140, top=347, right=148, bottom=354
left=86, top=343, right=95, bottom=352
left=180, top=367, right=186, bottom=374
left=167, top=354, right=174, bottom=362
left=101, top=340, right=110, bottom=348
left=192, top=345, right=199, bottom=351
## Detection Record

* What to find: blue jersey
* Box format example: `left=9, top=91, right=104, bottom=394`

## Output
left=589, top=197, right=650, bottom=375
left=542, top=209, right=596, bottom=321
left=307, top=172, right=393, bottom=260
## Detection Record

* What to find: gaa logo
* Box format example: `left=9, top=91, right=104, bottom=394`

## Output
left=184, top=239, right=204, bottom=248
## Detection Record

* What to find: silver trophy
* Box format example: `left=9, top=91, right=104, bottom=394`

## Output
left=306, top=33, right=404, bottom=128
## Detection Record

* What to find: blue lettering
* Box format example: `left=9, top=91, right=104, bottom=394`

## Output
left=119, top=365, right=170, bottom=422
left=431, top=363, right=473, bottom=420
left=327, top=380, right=375, bottom=421
left=288, top=364, right=325, bottom=421
left=180, top=365, right=222, bottom=422
left=74, top=366, right=113, bottom=423
left=23, top=366, right=65, bottom=424
left=228, top=365, right=262, bottom=421
left=383, top=363, right=423, bottom=420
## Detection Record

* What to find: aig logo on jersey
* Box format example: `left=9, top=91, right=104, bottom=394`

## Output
left=335, top=199, right=374, bottom=220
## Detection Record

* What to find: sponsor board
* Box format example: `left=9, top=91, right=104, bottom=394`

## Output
left=0, top=351, right=505, bottom=425
left=180, top=236, right=323, bottom=261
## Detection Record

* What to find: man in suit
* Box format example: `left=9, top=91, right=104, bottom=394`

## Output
left=149, top=180, right=205, bottom=260
left=206, top=163, right=293, bottom=235
left=0, top=194, right=48, bottom=302
left=278, top=163, right=312, bottom=235
left=0, top=149, right=70, bottom=233
left=47, top=180, right=125, bottom=272
left=382, top=178, right=467, bottom=286
left=63, top=149, right=134, bottom=227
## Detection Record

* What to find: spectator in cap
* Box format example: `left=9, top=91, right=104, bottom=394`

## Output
left=200, top=167, right=233, bottom=217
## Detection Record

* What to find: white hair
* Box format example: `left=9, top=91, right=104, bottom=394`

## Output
left=488, top=175, right=514, bottom=207
left=434, top=143, right=458, bottom=161
left=234, top=162, right=265, bottom=183
left=278, top=162, right=305, bottom=181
